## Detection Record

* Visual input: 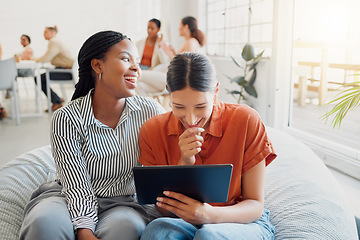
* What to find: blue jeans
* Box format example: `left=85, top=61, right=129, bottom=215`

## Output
left=141, top=209, right=275, bottom=240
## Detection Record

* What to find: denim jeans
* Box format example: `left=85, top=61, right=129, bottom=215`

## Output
left=141, top=209, right=275, bottom=240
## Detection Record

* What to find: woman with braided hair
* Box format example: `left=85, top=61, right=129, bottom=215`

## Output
left=19, top=30, right=165, bottom=240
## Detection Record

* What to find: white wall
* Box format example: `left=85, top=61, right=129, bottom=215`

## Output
left=0, top=0, right=164, bottom=60
left=0, top=0, right=206, bottom=61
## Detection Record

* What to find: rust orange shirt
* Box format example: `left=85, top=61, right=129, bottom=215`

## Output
left=140, top=44, right=155, bottom=67
left=139, top=101, right=277, bottom=206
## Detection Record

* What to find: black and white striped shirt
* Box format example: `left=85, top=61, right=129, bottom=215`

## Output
left=51, top=89, right=165, bottom=231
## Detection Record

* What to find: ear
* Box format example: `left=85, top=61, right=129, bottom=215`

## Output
left=91, top=58, right=103, bottom=75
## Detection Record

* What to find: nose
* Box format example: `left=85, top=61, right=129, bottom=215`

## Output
left=185, top=110, right=197, bottom=125
left=130, top=61, right=140, bottom=72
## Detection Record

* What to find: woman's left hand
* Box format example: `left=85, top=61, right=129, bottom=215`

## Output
left=156, top=191, right=216, bottom=225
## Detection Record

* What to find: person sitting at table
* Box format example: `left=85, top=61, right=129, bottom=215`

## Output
left=35, top=25, right=74, bottom=112
left=15, top=34, right=34, bottom=77
left=15, top=34, right=33, bottom=61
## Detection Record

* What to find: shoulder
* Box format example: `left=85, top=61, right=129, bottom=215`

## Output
left=128, top=95, right=165, bottom=115
left=136, top=38, right=146, bottom=47
left=52, top=95, right=87, bottom=126
left=140, top=111, right=171, bottom=134
left=186, top=38, right=200, bottom=48
left=221, top=102, right=261, bottom=124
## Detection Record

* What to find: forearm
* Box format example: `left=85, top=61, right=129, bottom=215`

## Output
left=77, top=228, right=100, bottom=240
left=210, top=199, right=264, bottom=224
left=159, top=41, right=175, bottom=59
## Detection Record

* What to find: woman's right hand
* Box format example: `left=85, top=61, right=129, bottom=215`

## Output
left=77, top=228, right=101, bottom=240
left=178, top=127, right=204, bottom=165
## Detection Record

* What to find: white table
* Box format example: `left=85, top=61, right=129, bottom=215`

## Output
left=16, top=61, right=43, bottom=117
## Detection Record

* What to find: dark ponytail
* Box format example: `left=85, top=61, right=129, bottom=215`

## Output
left=71, top=31, right=129, bottom=100
left=166, top=52, right=217, bottom=93
left=181, top=16, right=206, bottom=47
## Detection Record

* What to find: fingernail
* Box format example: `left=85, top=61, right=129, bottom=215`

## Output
left=163, top=191, right=169, bottom=195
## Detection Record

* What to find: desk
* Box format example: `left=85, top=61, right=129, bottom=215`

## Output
left=16, top=61, right=43, bottom=117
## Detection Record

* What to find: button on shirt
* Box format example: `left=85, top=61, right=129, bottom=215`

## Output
left=51, top=89, right=165, bottom=231
left=139, top=101, right=276, bottom=206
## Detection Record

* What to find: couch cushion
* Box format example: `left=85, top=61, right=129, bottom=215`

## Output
left=0, top=145, right=56, bottom=240
left=265, top=127, right=358, bottom=240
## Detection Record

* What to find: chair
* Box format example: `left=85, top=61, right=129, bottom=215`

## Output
left=45, top=61, right=77, bottom=113
left=0, top=58, right=20, bottom=125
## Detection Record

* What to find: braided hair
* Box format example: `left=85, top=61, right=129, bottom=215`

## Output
left=71, top=31, right=129, bottom=100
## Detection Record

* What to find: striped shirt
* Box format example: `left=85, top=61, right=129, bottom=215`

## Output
left=50, top=89, right=165, bottom=231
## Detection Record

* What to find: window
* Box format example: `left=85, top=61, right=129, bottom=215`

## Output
left=206, top=0, right=273, bottom=57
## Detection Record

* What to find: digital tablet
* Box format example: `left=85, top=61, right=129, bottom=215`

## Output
left=133, top=164, right=233, bottom=205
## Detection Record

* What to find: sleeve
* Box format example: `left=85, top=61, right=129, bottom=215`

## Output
left=51, top=110, right=98, bottom=232
left=241, top=108, right=277, bottom=175
left=138, top=121, right=159, bottom=166
left=36, top=40, right=60, bottom=63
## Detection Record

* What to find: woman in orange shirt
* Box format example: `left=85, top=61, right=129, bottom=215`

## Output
left=136, top=18, right=167, bottom=70
left=139, top=52, right=276, bottom=239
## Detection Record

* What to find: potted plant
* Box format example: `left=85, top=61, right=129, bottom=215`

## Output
left=321, top=81, right=360, bottom=128
left=226, top=43, right=264, bottom=104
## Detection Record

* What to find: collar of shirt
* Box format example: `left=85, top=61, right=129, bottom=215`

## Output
left=166, top=101, right=224, bottom=138
left=80, top=89, right=142, bottom=128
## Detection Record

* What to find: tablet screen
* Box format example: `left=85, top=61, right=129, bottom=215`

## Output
left=133, top=164, right=233, bottom=205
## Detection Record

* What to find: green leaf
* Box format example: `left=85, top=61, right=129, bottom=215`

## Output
left=231, top=76, right=245, bottom=85
left=241, top=44, right=255, bottom=61
left=228, top=90, right=242, bottom=95
left=243, top=83, right=258, bottom=98
left=230, top=56, right=243, bottom=69
left=249, top=50, right=264, bottom=70
left=248, top=69, right=257, bottom=85
left=321, top=82, right=360, bottom=128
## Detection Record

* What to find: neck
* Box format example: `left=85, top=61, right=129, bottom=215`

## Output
left=92, top=88, right=126, bottom=129
left=147, top=36, right=157, bottom=44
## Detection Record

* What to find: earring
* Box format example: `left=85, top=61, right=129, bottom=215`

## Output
left=99, top=73, right=102, bottom=81
left=169, top=102, right=172, bottom=107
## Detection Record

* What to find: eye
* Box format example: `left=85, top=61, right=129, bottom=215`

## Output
left=122, top=57, right=130, bottom=62
left=173, top=106, right=184, bottom=109
left=196, top=106, right=206, bottom=109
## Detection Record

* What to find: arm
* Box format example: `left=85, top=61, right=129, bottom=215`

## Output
left=156, top=159, right=266, bottom=224
left=159, top=40, right=176, bottom=60
left=51, top=110, right=99, bottom=237
left=36, top=40, right=60, bottom=63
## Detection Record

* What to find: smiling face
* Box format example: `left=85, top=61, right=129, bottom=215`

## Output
left=171, top=86, right=217, bottom=130
left=147, top=21, right=160, bottom=38
left=96, top=39, right=141, bottom=99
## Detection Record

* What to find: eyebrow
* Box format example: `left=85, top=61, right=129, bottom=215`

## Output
left=173, top=102, right=207, bottom=106
left=119, top=51, right=131, bottom=56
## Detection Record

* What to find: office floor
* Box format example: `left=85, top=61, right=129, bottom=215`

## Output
left=0, top=83, right=359, bottom=218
